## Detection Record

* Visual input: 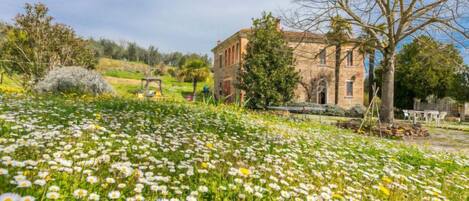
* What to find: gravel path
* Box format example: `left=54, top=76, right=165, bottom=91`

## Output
left=403, top=128, right=469, bottom=155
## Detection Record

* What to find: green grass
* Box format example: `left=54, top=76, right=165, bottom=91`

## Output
left=0, top=93, right=467, bottom=200
left=103, top=70, right=145, bottom=80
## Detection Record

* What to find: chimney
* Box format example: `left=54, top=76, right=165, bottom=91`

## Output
left=275, top=18, right=282, bottom=31
left=217, top=40, right=221, bottom=45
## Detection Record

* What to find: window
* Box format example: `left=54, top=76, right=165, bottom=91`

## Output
left=227, top=48, right=231, bottom=65
left=236, top=43, right=240, bottom=62
left=219, top=54, right=223, bottom=68
left=346, top=50, right=353, bottom=66
left=346, top=81, right=354, bottom=97
left=224, top=50, right=228, bottom=67
left=231, top=45, right=234, bottom=64
left=319, top=48, right=326, bottom=65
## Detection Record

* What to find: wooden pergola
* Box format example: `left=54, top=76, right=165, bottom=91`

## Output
left=140, top=77, right=163, bottom=98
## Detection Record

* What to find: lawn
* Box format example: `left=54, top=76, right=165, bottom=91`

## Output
left=96, top=58, right=212, bottom=101
left=0, top=93, right=468, bottom=201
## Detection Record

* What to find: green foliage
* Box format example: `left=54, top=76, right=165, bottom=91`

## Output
left=91, top=39, right=211, bottom=68
left=238, top=12, right=300, bottom=108
left=177, top=59, right=210, bottom=82
left=0, top=3, right=97, bottom=89
left=177, top=59, right=210, bottom=100
left=449, top=66, right=469, bottom=102
left=376, top=36, right=465, bottom=108
left=326, top=16, right=352, bottom=43
left=103, top=70, right=144, bottom=80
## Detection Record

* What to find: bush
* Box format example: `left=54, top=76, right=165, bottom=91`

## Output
left=167, top=67, right=177, bottom=77
left=346, top=105, right=366, bottom=117
left=34, top=66, right=114, bottom=95
left=154, top=64, right=168, bottom=76
left=324, top=104, right=347, bottom=116
left=285, top=102, right=347, bottom=116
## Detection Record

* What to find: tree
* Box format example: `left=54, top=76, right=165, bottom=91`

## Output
left=1, top=3, right=97, bottom=89
left=287, top=0, right=468, bottom=123
left=177, top=59, right=210, bottom=101
left=375, top=36, right=465, bottom=108
left=238, top=12, right=300, bottom=108
left=326, top=16, right=352, bottom=104
left=126, top=42, right=138, bottom=61
left=449, top=66, right=469, bottom=103
left=146, top=46, right=161, bottom=66
left=357, top=29, right=380, bottom=105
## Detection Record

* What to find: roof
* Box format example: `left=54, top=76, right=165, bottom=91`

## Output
left=212, top=28, right=327, bottom=52
left=212, top=28, right=360, bottom=52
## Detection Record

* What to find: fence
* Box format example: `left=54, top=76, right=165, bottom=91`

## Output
left=413, top=99, right=463, bottom=117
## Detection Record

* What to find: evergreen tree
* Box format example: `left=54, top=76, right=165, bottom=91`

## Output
left=375, top=35, right=465, bottom=108
left=238, top=12, right=300, bottom=108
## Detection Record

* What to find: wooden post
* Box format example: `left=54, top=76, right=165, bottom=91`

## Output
left=461, top=104, right=466, bottom=121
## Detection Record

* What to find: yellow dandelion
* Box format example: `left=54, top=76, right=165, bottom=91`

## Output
left=239, top=168, right=250, bottom=176
left=201, top=162, right=208, bottom=169
left=382, top=176, right=393, bottom=184
left=206, top=143, right=214, bottom=149
left=379, top=184, right=390, bottom=196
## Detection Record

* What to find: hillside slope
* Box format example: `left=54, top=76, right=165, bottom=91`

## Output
left=0, top=94, right=467, bottom=200
left=96, top=58, right=212, bottom=101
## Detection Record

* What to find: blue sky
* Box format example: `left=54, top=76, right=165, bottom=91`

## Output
left=0, top=0, right=467, bottom=63
left=0, top=0, right=293, bottom=55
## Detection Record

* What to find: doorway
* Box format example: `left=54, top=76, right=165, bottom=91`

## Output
left=317, top=79, right=328, bottom=105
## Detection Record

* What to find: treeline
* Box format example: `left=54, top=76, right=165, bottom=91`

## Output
left=91, top=39, right=212, bottom=67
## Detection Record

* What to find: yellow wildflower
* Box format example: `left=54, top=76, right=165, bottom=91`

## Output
left=382, top=176, right=392, bottom=184
left=95, top=113, right=102, bottom=120
left=239, top=168, right=250, bottom=176
left=379, top=184, right=390, bottom=196
left=206, top=143, right=214, bottom=149
left=201, top=162, right=208, bottom=169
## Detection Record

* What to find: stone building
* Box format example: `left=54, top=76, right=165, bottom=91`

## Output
left=212, top=28, right=364, bottom=109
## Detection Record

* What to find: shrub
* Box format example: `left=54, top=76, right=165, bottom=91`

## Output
left=167, top=67, right=177, bottom=77
left=34, top=66, right=114, bottom=95
left=154, top=64, right=168, bottom=76
left=324, top=104, right=346, bottom=116
left=346, top=104, right=366, bottom=117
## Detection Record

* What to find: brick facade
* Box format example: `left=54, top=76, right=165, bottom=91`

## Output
left=212, top=29, right=364, bottom=109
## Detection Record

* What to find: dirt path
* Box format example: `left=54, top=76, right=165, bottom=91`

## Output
left=104, top=76, right=141, bottom=85
left=402, top=128, right=469, bottom=155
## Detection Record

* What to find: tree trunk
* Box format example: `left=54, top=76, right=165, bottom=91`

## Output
left=335, top=44, right=341, bottom=105
left=380, top=49, right=396, bottom=124
left=192, top=79, right=197, bottom=102
left=368, top=49, right=375, bottom=105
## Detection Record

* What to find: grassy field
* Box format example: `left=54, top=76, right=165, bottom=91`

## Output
left=0, top=93, right=467, bottom=200
left=96, top=58, right=212, bottom=101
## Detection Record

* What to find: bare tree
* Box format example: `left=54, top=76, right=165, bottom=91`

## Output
left=285, top=0, right=468, bottom=123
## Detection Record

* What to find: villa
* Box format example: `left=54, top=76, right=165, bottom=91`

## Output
left=212, top=25, right=364, bottom=109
